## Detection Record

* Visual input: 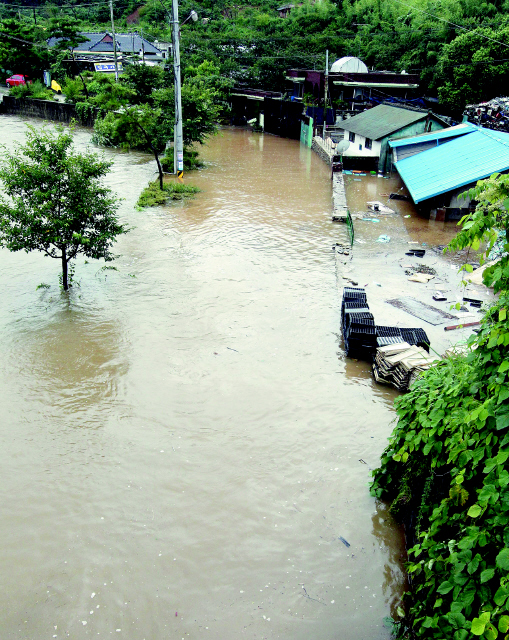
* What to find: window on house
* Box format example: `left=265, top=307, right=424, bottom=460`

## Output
left=349, top=131, right=355, bottom=143
left=365, top=137, right=372, bottom=150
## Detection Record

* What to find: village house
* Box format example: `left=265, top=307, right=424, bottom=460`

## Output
left=337, top=103, right=448, bottom=173
left=47, top=32, right=165, bottom=71
left=286, top=57, right=419, bottom=109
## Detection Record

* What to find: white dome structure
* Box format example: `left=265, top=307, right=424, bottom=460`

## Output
left=330, top=56, right=368, bottom=74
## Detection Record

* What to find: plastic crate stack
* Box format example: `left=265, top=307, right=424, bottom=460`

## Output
left=376, top=326, right=430, bottom=352
left=341, top=288, right=377, bottom=359
left=376, top=326, right=403, bottom=348
left=400, top=328, right=430, bottom=352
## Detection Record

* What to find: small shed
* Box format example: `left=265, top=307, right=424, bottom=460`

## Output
left=338, top=104, right=448, bottom=172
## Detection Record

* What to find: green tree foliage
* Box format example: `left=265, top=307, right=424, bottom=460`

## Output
left=0, top=125, right=127, bottom=291
left=0, top=19, right=48, bottom=77
left=90, top=61, right=226, bottom=185
left=371, top=173, right=509, bottom=638
left=435, top=27, right=509, bottom=111
left=5, top=0, right=509, bottom=117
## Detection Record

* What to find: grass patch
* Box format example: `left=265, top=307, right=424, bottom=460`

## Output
left=137, top=181, right=200, bottom=208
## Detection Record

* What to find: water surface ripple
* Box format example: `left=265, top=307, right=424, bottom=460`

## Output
left=0, top=119, right=404, bottom=640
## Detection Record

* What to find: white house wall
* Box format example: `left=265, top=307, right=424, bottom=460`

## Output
left=341, top=131, right=381, bottom=157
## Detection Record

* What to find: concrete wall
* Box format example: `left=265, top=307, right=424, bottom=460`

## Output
left=0, top=96, right=98, bottom=127
left=311, top=136, right=335, bottom=165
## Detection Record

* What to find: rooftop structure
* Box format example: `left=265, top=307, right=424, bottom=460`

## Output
left=330, top=56, right=368, bottom=74
left=390, top=122, right=477, bottom=162
left=47, top=32, right=164, bottom=61
left=391, top=127, right=509, bottom=203
left=340, top=104, right=441, bottom=141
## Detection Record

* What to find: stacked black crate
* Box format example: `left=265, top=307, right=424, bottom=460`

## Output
left=400, top=328, right=430, bottom=352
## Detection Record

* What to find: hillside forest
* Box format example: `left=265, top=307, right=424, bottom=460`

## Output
left=0, top=0, right=508, bottom=116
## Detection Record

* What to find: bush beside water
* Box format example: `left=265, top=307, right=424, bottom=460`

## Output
left=371, top=173, right=509, bottom=640
left=137, top=181, right=200, bottom=208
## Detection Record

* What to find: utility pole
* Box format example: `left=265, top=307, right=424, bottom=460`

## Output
left=323, top=49, right=329, bottom=139
left=109, top=0, right=119, bottom=81
left=171, top=0, right=184, bottom=177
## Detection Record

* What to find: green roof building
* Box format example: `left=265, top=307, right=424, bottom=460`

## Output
left=338, top=104, right=449, bottom=173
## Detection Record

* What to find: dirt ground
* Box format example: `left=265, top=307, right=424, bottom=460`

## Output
left=337, top=172, right=495, bottom=360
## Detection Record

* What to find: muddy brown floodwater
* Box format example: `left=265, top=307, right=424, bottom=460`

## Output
left=0, top=119, right=409, bottom=640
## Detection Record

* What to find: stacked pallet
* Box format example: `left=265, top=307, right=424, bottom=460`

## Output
left=372, top=343, right=440, bottom=391
left=341, top=288, right=377, bottom=358
left=376, top=326, right=430, bottom=351
left=340, top=288, right=433, bottom=384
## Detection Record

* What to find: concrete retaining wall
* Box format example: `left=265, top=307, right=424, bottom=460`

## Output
left=332, top=172, right=348, bottom=218
left=312, top=136, right=349, bottom=218
left=311, top=136, right=335, bottom=165
left=0, top=96, right=98, bottom=127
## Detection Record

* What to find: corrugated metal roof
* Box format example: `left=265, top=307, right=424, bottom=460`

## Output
left=340, top=104, right=429, bottom=140
left=395, top=128, right=509, bottom=203
left=389, top=122, right=477, bottom=148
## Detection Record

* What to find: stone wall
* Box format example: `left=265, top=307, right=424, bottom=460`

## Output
left=0, top=96, right=98, bottom=128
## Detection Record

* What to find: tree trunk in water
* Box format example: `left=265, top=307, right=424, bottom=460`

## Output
left=134, top=120, right=164, bottom=190
left=61, top=251, right=68, bottom=291
left=154, top=150, right=164, bottom=190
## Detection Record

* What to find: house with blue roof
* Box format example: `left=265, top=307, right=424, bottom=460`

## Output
left=389, top=125, right=509, bottom=220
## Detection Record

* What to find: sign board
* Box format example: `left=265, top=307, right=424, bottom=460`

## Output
left=94, top=63, right=123, bottom=73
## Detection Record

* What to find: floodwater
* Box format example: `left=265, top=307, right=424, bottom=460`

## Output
left=0, top=119, right=407, bottom=640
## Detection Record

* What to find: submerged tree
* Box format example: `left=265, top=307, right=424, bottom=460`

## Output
left=0, top=125, right=127, bottom=291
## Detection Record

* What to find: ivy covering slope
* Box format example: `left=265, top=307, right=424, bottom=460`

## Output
left=371, top=173, right=509, bottom=640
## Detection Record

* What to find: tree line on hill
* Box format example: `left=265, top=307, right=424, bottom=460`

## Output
left=2, top=0, right=509, bottom=115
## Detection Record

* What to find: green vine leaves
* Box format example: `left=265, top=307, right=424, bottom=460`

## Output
left=371, top=172, right=509, bottom=639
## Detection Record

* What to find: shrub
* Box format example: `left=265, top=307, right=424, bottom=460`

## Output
left=137, top=180, right=200, bottom=208
left=371, top=172, right=509, bottom=640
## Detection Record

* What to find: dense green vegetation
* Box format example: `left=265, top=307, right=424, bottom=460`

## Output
left=1, top=0, right=509, bottom=115
left=371, top=174, right=509, bottom=639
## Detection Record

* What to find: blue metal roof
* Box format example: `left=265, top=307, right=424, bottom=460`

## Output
left=394, top=128, right=509, bottom=203
left=389, top=122, right=477, bottom=148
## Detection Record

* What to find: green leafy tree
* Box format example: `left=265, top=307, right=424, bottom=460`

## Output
left=435, top=26, right=509, bottom=112
left=93, top=103, right=169, bottom=188
left=0, top=19, right=48, bottom=78
left=0, top=125, right=127, bottom=291
left=91, top=61, right=226, bottom=186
